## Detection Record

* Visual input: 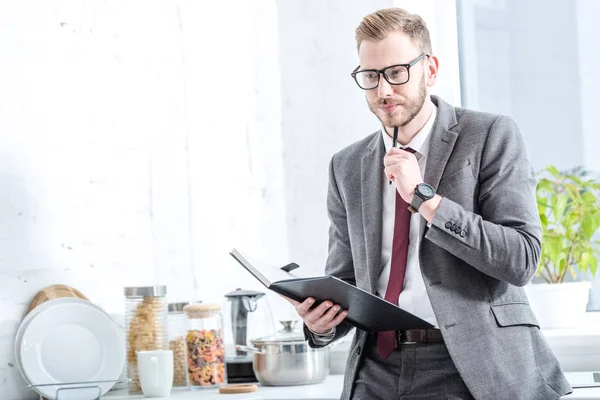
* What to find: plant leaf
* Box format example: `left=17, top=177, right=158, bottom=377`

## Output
left=546, top=165, right=560, bottom=176
left=545, top=236, right=564, bottom=277
left=583, top=191, right=597, bottom=205
left=540, top=213, right=548, bottom=228
left=569, top=265, right=577, bottom=280
left=554, top=194, right=568, bottom=222
left=582, top=213, right=596, bottom=240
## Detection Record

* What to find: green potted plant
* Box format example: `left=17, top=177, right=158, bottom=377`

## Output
left=525, top=165, right=600, bottom=328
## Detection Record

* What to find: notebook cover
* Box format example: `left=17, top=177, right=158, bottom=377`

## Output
left=270, top=276, right=433, bottom=333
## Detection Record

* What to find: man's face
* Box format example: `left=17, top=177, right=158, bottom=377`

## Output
left=358, top=32, right=432, bottom=128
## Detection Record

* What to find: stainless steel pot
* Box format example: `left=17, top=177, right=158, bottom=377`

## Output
left=236, top=321, right=330, bottom=386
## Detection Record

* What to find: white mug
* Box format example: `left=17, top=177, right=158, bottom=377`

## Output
left=137, top=350, right=174, bottom=397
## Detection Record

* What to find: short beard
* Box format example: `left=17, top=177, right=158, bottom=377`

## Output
left=368, top=75, right=428, bottom=128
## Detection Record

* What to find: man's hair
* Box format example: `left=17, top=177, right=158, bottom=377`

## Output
left=355, top=8, right=432, bottom=54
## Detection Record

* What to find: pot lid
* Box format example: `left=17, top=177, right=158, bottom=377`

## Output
left=225, top=288, right=265, bottom=299
left=251, top=320, right=305, bottom=344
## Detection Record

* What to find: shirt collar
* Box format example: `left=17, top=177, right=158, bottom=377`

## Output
left=381, top=104, right=437, bottom=156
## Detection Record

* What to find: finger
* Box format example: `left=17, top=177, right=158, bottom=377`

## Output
left=387, top=147, right=413, bottom=156
left=315, top=307, right=349, bottom=332
left=327, top=309, right=349, bottom=329
left=383, top=156, right=400, bottom=168
left=304, top=300, right=334, bottom=324
left=384, top=166, right=400, bottom=180
left=384, top=156, right=414, bottom=170
left=294, top=297, right=315, bottom=317
left=383, top=154, right=409, bottom=167
left=319, top=304, right=342, bottom=325
left=384, top=166, right=392, bottom=180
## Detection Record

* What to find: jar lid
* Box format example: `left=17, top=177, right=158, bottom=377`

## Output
left=183, top=303, right=221, bottom=317
left=168, top=302, right=191, bottom=312
left=124, top=286, right=166, bottom=297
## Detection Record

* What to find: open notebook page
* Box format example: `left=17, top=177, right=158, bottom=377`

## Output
left=230, top=249, right=310, bottom=288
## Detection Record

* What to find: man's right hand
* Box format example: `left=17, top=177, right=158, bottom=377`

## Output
left=282, top=296, right=348, bottom=334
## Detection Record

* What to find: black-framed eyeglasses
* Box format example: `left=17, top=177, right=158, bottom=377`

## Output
left=350, top=53, right=429, bottom=90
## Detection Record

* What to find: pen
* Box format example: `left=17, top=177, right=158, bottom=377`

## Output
left=389, top=126, right=398, bottom=185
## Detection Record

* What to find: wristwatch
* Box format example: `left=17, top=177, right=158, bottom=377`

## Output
left=409, top=183, right=436, bottom=213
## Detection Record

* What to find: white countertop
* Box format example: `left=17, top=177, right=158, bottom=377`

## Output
left=105, top=375, right=344, bottom=400
left=104, top=373, right=600, bottom=400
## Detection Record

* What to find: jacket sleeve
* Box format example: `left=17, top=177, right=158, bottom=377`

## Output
left=304, top=153, right=356, bottom=348
left=424, top=116, right=542, bottom=287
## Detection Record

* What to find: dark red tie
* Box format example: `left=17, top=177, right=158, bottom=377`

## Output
left=377, top=191, right=412, bottom=359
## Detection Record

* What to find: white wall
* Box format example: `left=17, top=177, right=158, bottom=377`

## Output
left=0, top=1, right=288, bottom=398
left=277, top=0, right=391, bottom=275
left=575, top=0, right=600, bottom=172
left=459, top=0, right=585, bottom=171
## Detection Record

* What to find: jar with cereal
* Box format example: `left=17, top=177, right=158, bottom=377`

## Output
left=168, top=302, right=189, bottom=387
left=183, top=303, right=227, bottom=389
left=124, top=286, right=168, bottom=393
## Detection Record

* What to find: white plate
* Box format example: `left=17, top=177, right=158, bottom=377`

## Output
left=14, top=298, right=93, bottom=384
left=19, top=301, right=125, bottom=399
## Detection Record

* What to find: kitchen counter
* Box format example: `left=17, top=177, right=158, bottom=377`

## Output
left=106, top=375, right=344, bottom=400
left=104, top=374, right=600, bottom=400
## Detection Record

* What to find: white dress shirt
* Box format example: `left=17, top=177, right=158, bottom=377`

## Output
left=378, top=105, right=439, bottom=328
left=310, top=105, right=439, bottom=341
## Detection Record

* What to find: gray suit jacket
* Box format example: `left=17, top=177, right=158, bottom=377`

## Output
left=305, top=96, right=572, bottom=400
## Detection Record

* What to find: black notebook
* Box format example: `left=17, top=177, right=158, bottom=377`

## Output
left=229, top=248, right=433, bottom=333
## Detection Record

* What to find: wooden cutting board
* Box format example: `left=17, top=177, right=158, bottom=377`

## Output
left=27, top=284, right=89, bottom=314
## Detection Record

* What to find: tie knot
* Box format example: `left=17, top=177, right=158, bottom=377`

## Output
left=399, top=146, right=422, bottom=161
left=400, top=146, right=416, bottom=154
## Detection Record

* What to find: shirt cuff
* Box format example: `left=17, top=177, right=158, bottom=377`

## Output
left=307, top=326, right=336, bottom=344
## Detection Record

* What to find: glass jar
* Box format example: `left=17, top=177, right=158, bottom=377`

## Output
left=183, top=303, right=227, bottom=389
left=124, top=286, right=168, bottom=393
left=168, top=302, right=189, bottom=387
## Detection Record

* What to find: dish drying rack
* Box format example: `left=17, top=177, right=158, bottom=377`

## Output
left=27, top=379, right=131, bottom=400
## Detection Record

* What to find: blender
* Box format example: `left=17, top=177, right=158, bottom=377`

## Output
left=223, top=288, right=275, bottom=383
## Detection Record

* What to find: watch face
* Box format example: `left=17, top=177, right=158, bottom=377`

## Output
left=419, top=184, right=435, bottom=198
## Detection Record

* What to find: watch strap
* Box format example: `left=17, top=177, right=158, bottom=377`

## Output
left=409, top=194, right=424, bottom=213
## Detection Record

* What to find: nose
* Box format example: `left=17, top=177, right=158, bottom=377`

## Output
left=377, top=76, right=393, bottom=98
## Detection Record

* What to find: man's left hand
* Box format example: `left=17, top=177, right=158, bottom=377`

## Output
left=384, top=148, right=422, bottom=203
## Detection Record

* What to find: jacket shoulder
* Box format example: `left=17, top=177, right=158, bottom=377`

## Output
left=331, top=131, right=380, bottom=167
left=454, top=107, right=520, bottom=137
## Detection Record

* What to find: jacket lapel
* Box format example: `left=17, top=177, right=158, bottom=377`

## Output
left=361, top=133, right=385, bottom=294
left=420, top=96, right=459, bottom=238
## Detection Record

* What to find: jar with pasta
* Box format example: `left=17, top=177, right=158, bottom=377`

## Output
left=183, top=303, right=226, bottom=389
left=168, top=302, right=189, bottom=387
left=124, top=286, right=168, bottom=393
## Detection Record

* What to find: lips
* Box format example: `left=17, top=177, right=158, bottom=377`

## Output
left=380, top=104, right=399, bottom=113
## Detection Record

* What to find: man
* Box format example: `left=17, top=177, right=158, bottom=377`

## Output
left=284, top=7, right=572, bottom=400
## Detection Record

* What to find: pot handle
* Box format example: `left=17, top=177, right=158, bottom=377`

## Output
left=235, top=344, right=264, bottom=354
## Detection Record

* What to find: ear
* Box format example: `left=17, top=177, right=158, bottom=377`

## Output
left=425, top=55, right=439, bottom=87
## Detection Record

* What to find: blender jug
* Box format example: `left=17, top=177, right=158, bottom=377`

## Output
left=223, top=289, right=275, bottom=383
